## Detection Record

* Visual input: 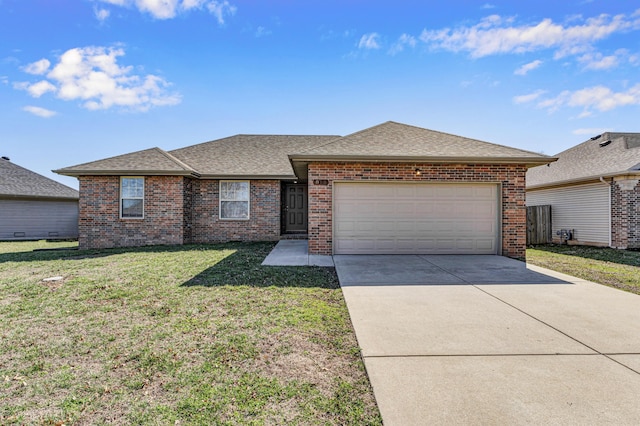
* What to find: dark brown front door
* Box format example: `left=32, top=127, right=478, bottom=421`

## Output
left=284, top=184, right=307, bottom=232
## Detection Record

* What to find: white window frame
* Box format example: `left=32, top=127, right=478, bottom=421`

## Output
left=220, top=180, right=250, bottom=220
left=120, top=177, right=145, bottom=219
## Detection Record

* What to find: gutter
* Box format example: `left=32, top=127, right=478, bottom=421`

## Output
left=288, top=154, right=557, bottom=167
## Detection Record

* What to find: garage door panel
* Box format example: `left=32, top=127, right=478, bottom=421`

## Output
left=334, top=183, right=499, bottom=255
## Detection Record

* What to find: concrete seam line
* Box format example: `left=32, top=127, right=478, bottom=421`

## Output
left=472, top=285, right=640, bottom=377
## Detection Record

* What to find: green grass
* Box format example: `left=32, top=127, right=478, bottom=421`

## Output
left=0, top=240, right=381, bottom=425
left=527, top=244, right=640, bottom=294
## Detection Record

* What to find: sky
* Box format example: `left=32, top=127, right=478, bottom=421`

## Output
left=1, top=0, right=640, bottom=190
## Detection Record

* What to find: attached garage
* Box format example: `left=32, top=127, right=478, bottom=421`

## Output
left=334, top=182, right=499, bottom=254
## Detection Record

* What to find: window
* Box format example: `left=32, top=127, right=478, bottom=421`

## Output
left=120, top=177, right=144, bottom=219
left=220, top=180, right=249, bottom=219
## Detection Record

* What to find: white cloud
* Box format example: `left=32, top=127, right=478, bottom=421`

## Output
left=514, top=59, right=543, bottom=75
left=420, top=12, right=640, bottom=59
left=206, top=0, right=236, bottom=25
left=358, top=33, right=381, bottom=50
left=513, top=89, right=546, bottom=104
left=22, top=59, right=50, bottom=75
left=534, top=84, right=640, bottom=115
left=95, top=7, right=111, bottom=22
left=25, top=80, right=57, bottom=97
left=255, top=26, right=271, bottom=38
left=482, top=4, right=496, bottom=9
left=389, top=33, right=417, bottom=55
left=22, top=106, right=57, bottom=118
left=95, top=0, right=236, bottom=23
left=577, top=49, right=634, bottom=70
left=572, top=127, right=612, bottom=135
left=15, top=46, right=181, bottom=112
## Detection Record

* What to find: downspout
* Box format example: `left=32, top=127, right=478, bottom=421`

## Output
left=600, top=177, right=612, bottom=247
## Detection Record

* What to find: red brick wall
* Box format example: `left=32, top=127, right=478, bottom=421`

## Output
left=189, top=180, right=281, bottom=243
left=78, top=176, right=185, bottom=249
left=307, top=162, right=527, bottom=259
left=611, top=179, right=640, bottom=249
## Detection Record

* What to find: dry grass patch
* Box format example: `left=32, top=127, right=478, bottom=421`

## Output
left=0, top=240, right=381, bottom=425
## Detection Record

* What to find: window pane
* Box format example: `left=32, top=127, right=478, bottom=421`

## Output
left=122, top=199, right=143, bottom=218
left=221, top=181, right=248, bottom=201
left=122, top=178, right=144, bottom=198
left=221, top=201, right=248, bottom=219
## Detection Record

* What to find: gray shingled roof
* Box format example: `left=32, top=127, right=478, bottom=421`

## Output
left=169, top=135, right=339, bottom=178
left=55, top=121, right=554, bottom=180
left=291, top=121, right=552, bottom=163
left=54, top=147, right=196, bottom=176
left=1, top=158, right=79, bottom=199
left=527, top=132, right=640, bottom=188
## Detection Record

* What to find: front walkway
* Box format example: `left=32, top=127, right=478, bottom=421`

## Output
left=261, top=240, right=334, bottom=266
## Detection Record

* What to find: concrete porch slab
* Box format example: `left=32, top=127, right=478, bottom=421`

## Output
left=261, top=240, right=334, bottom=267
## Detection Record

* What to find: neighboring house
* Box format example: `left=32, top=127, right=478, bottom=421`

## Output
left=527, top=132, right=640, bottom=249
left=0, top=157, right=79, bottom=240
left=54, top=121, right=553, bottom=258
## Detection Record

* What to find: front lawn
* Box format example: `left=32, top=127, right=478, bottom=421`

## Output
left=527, top=244, right=640, bottom=295
left=0, top=241, right=381, bottom=425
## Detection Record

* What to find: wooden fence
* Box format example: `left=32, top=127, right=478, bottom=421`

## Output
left=526, top=205, right=552, bottom=245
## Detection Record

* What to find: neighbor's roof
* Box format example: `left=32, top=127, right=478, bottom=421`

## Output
left=290, top=121, right=554, bottom=165
left=0, top=158, right=79, bottom=200
left=527, top=132, right=640, bottom=189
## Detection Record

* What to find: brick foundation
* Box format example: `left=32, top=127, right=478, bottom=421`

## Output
left=307, top=162, right=527, bottom=259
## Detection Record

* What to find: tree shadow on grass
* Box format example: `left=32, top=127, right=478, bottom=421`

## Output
left=181, top=242, right=339, bottom=289
left=531, top=244, right=640, bottom=268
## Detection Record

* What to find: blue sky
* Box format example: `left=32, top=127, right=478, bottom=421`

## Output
left=2, top=0, right=639, bottom=189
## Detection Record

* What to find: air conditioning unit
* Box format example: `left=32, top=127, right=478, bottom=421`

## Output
left=556, top=229, right=574, bottom=243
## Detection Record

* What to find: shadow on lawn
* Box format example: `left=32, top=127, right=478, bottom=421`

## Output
left=181, top=243, right=339, bottom=289
left=531, top=244, right=640, bottom=268
left=0, top=242, right=204, bottom=264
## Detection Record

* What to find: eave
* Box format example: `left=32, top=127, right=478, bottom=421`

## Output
left=527, top=170, right=640, bottom=190
left=53, top=169, right=201, bottom=178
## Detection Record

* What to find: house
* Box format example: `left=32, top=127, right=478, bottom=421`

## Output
left=527, top=132, right=640, bottom=249
left=1, top=157, right=79, bottom=240
left=54, top=121, right=553, bottom=258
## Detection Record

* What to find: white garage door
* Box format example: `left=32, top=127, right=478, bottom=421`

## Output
left=334, top=182, right=499, bottom=255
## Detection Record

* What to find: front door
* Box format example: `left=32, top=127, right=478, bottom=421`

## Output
left=284, top=184, right=308, bottom=232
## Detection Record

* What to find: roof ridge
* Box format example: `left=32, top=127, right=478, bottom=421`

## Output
left=293, top=122, right=402, bottom=155
left=151, top=147, right=197, bottom=173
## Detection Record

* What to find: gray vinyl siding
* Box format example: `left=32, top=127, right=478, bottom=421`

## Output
left=526, top=182, right=610, bottom=246
left=0, top=199, right=78, bottom=240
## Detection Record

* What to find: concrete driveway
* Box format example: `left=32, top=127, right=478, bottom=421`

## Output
left=334, top=255, right=640, bottom=425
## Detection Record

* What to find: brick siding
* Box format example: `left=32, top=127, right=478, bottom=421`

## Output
left=188, top=179, right=280, bottom=244
left=307, top=162, right=528, bottom=259
left=78, top=176, right=185, bottom=249
left=79, top=177, right=281, bottom=249
left=611, top=179, right=640, bottom=249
